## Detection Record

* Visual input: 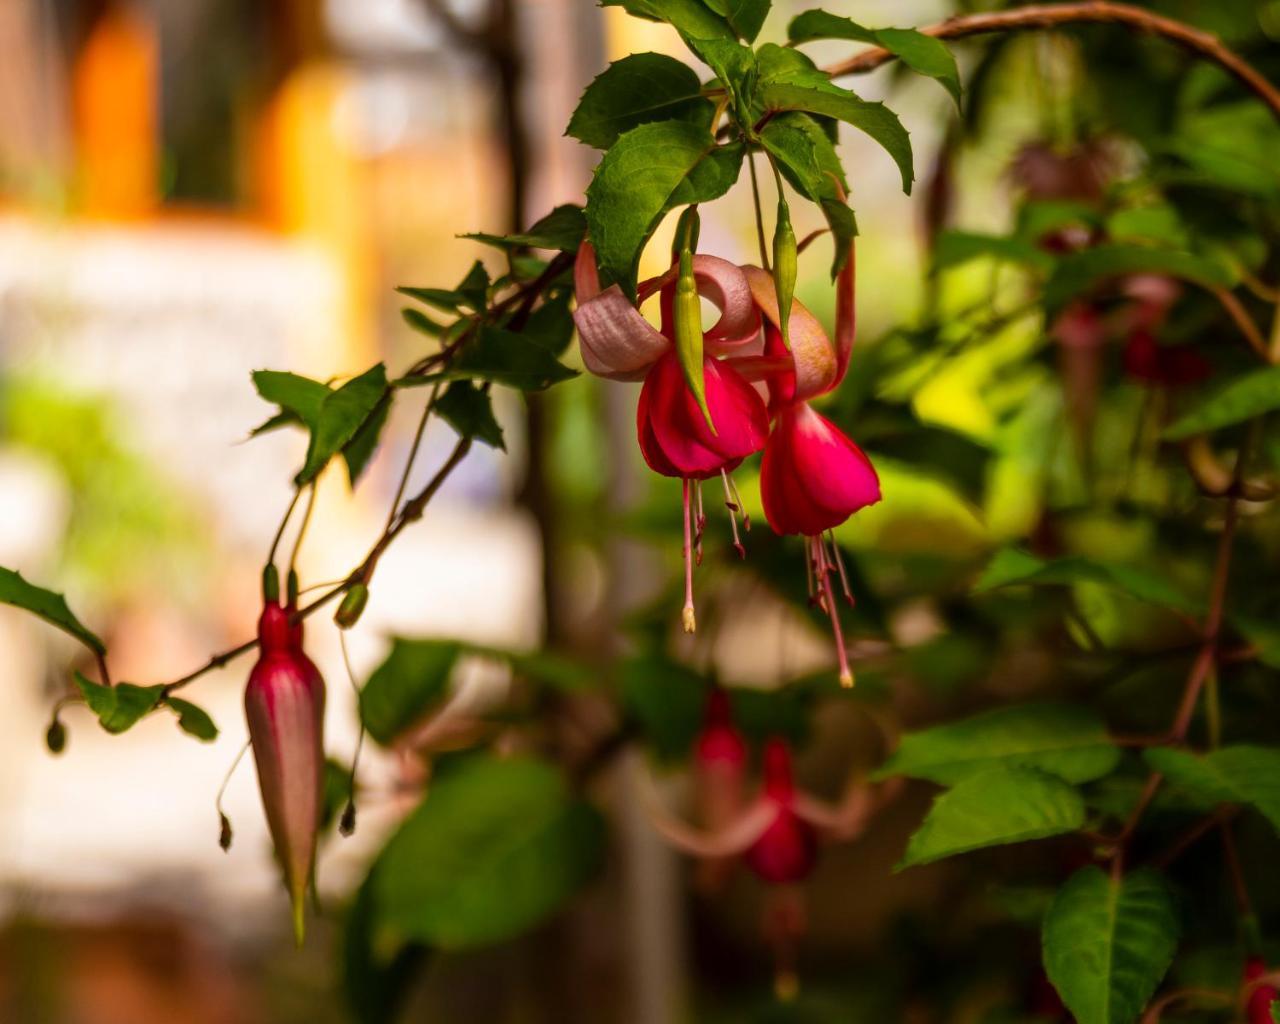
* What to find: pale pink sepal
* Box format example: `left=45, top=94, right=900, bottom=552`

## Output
left=742, top=266, right=837, bottom=400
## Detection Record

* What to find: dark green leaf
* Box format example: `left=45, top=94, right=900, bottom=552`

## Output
left=933, top=231, right=1055, bottom=273
left=585, top=120, right=744, bottom=295
left=1144, top=746, right=1280, bottom=833
left=75, top=674, right=164, bottom=735
left=465, top=204, right=587, bottom=251
left=702, top=0, right=770, bottom=42
left=401, top=307, right=447, bottom=337
left=342, top=392, right=391, bottom=487
left=0, top=567, right=105, bottom=655
left=252, top=370, right=330, bottom=428
left=686, top=37, right=756, bottom=118
left=164, top=697, right=218, bottom=742
left=1042, top=244, right=1232, bottom=319
left=898, top=767, right=1085, bottom=869
left=434, top=382, right=506, bottom=450
left=1162, top=366, right=1280, bottom=441
left=373, top=757, right=605, bottom=948
left=343, top=872, right=429, bottom=1024
left=522, top=289, right=576, bottom=354
left=449, top=326, right=578, bottom=390
left=787, top=9, right=875, bottom=44
left=567, top=55, right=713, bottom=150
left=601, top=0, right=734, bottom=39
left=455, top=261, right=490, bottom=310
left=397, top=286, right=468, bottom=314
left=878, top=704, right=1119, bottom=785
left=1042, top=867, right=1178, bottom=1024
left=621, top=653, right=708, bottom=762
left=297, top=364, right=389, bottom=485
left=755, top=44, right=913, bottom=194
left=360, top=638, right=459, bottom=746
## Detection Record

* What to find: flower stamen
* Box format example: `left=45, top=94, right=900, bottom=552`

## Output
left=682, top=479, right=697, bottom=633
left=720, top=469, right=746, bottom=559
left=810, top=536, right=853, bottom=687
left=827, top=530, right=856, bottom=608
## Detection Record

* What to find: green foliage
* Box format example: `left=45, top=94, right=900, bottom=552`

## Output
left=464, top=204, right=587, bottom=251
left=446, top=327, right=578, bottom=390
left=433, top=382, right=506, bottom=450
left=898, top=767, right=1085, bottom=868
left=933, top=231, right=1055, bottom=273
left=601, top=0, right=735, bottom=40
left=0, top=567, right=105, bottom=655
left=879, top=703, right=1119, bottom=785
left=342, top=874, right=429, bottom=1024
left=370, top=757, right=605, bottom=948
left=164, top=697, right=218, bottom=741
left=568, top=55, right=713, bottom=150
left=359, top=638, right=460, bottom=746
left=1042, top=867, right=1179, bottom=1024
left=1163, top=365, right=1280, bottom=440
left=1144, top=746, right=1280, bottom=833
left=702, top=0, right=770, bottom=43
left=1041, top=244, right=1232, bottom=318
left=74, top=674, right=164, bottom=735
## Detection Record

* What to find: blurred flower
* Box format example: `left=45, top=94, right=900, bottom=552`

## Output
left=1244, top=956, right=1279, bottom=1023
left=742, top=738, right=818, bottom=885
left=692, top=687, right=748, bottom=891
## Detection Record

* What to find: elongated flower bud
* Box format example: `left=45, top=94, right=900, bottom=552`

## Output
left=673, top=209, right=715, bottom=434
left=772, top=197, right=797, bottom=351
left=245, top=600, right=325, bottom=945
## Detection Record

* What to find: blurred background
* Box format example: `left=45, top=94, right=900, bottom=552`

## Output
left=2, top=0, right=1278, bottom=1021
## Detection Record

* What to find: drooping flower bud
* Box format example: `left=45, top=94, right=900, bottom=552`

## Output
left=772, top=196, right=797, bottom=351
left=245, top=599, right=326, bottom=945
left=744, top=738, right=818, bottom=885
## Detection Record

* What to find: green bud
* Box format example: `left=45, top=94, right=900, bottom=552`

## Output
left=672, top=205, right=700, bottom=261
left=772, top=196, right=797, bottom=351
left=45, top=715, right=66, bottom=755
left=262, top=564, right=280, bottom=603
left=334, top=584, right=369, bottom=630
left=286, top=569, right=300, bottom=607
left=674, top=238, right=715, bottom=434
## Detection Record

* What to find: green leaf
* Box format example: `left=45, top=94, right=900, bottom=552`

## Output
left=585, top=120, right=744, bottom=295
left=0, top=567, right=106, bottom=655
left=454, top=261, right=491, bottom=310
left=788, top=13, right=961, bottom=108
left=522, top=289, right=577, bottom=355
left=878, top=704, right=1119, bottom=786
left=601, top=0, right=734, bottom=40
left=164, top=697, right=218, bottom=742
left=450, top=326, right=577, bottom=391
left=1272, top=1001, right=1280, bottom=1024
left=465, top=204, right=587, bottom=251
left=1042, top=244, right=1232, bottom=319
left=297, top=364, right=389, bottom=485
left=372, top=757, right=605, bottom=948
left=341, top=391, right=391, bottom=486
left=360, top=638, right=460, bottom=746
left=621, top=653, right=708, bottom=762
left=343, top=873, right=429, bottom=1024
left=1162, top=366, right=1280, bottom=441
left=252, top=370, right=330, bottom=428
left=75, top=674, right=164, bottom=735
left=898, top=767, right=1084, bottom=869
left=754, top=44, right=913, bottom=194
left=1144, top=746, right=1280, bottom=834
left=702, top=0, right=770, bottom=42
left=974, top=548, right=1203, bottom=617
left=434, top=382, right=506, bottom=450
left=567, top=55, right=713, bottom=150
left=759, top=112, right=857, bottom=276
left=400, top=307, right=446, bottom=337
left=933, top=231, right=1055, bottom=273
left=397, top=286, right=468, bottom=314
left=1042, top=867, right=1179, bottom=1024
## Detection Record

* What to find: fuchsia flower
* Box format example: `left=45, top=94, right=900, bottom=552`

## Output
left=244, top=600, right=326, bottom=945
left=573, top=227, right=879, bottom=682
left=742, top=738, right=818, bottom=885
left=1244, top=957, right=1279, bottom=1023
left=692, top=688, right=749, bottom=891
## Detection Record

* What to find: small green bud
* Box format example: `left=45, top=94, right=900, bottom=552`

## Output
left=334, top=584, right=369, bottom=630
left=262, top=564, right=280, bottom=603
left=286, top=569, right=299, bottom=607
left=672, top=205, right=700, bottom=260
left=45, top=715, right=66, bottom=755
left=674, top=243, right=715, bottom=433
left=772, top=196, right=797, bottom=350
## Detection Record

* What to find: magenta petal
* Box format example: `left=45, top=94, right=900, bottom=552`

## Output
left=574, top=285, right=670, bottom=381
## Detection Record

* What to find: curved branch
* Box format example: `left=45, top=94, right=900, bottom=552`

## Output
left=823, top=1, right=1280, bottom=123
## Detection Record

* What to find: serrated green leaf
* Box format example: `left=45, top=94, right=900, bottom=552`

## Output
left=898, top=767, right=1084, bottom=869
left=567, top=55, right=713, bottom=150
left=878, top=704, right=1119, bottom=785
left=372, top=757, right=605, bottom=948
left=75, top=674, right=164, bottom=735
left=1144, top=745, right=1280, bottom=833
left=0, top=567, right=105, bottom=655
left=1042, top=244, right=1232, bottom=319
left=165, top=697, right=218, bottom=742
left=974, top=548, right=1203, bottom=617
left=601, top=0, right=734, bottom=39
left=585, top=121, right=743, bottom=294
left=522, top=289, right=576, bottom=355
left=786, top=9, right=876, bottom=44
left=1162, top=366, right=1280, bottom=441
left=434, top=381, right=505, bottom=450
left=465, top=204, right=587, bottom=251
left=933, top=231, right=1055, bottom=273
left=397, top=286, right=468, bottom=314
left=754, top=44, right=913, bottom=194
left=297, top=364, right=389, bottom=485
left=452, top=326, right=578, bottom=390
left=341, top=391, right=391, bottom=486
left=702, top=0, right=769, bottom=42
left=1042, top=867, right=1178, bottom=1024
left=252, top=370, right=330, bottom=428
left=360, top=638, right=460, bottom=746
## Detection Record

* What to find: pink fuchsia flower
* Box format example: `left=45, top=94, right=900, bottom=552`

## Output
left=692, top=688, right=749, bottom=892
left=575, top=241, right=769, bottom=632
left=742, top=738, right=818, bottom=885
left=244, top=600, right=326, bottom=945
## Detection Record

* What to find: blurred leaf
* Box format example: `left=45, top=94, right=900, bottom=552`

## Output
left=702, top=0, right=769, bottom=42
left=397, top=286, right=470, bottom=314
left=360, top=639, right=460, bottom=746
left=74, top=674, right=163, bottom=735
left=601, top=0, right=733, bottom=39
left=297, top=364, right=389, bottom=485
left=0, top=567, right=106, bottom=655
left=1042, top=866, right=1178, bottom=1024
left=164, top=697, right=218, bottom=742
left=622, top=653, right=708, bottom=762
left=1042, top=244, right=1232, bottom=318
left=567, top=55, right=713, bottom=150
left=343, top=872, right=429, bottom=1024
left=1162, top=366, right=1280, bottom=441
left=754, top=44, right=913, bottom=194
left=373, top=757, right=604, bottom=948
left=1144, top=745, right=1280, bottom=833
left=400, top=307, right=446, bottom=338
left=933, top=231, right=1054, bottom=273
left=585, top=121, right=744, bottom=295
left=898, top=768, right=1084, bottom=869
left=434, top=382, right=505, bottom=450
left=788, top=12, right=960, bottom=107
left=879, top=704, right=1119, bottom=785
left=454, top=261, right=491, bottom=310
left=975, top=548, right=1202, bottom=617
left=464, top=204, right=587, bottom=251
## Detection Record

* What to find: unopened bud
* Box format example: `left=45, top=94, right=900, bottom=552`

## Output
left=262, top=564, right=280, bottom=603
left=772, top=196, right=797, bottom=350
left=339, top=801, right=357, bottom=838
left=219, top=812, right=233, bottom=851
left=287, top=569, right=299, bottom=607
left=334, top=584, right=369, bottom=630
left=45, top=715, right=66, bottom=754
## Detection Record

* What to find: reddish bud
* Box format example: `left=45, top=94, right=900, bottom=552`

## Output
left=744, top=739, right=818, bottom=885
left=245, top=600, right=326, bottom=945
left=693, top=689, right=749, bottom=891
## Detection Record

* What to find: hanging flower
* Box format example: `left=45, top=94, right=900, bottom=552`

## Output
left=742, top=738, right=818, bottom=885
left=244, top=599, right=326, bottom=945
left=1244, top=957, right=1279, bottom=1023
left=692, top=687, right=749, bottom=891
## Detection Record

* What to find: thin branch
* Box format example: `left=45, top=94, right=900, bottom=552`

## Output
left=823, top=1, right=1280, bottom=123
left=1211, top=286, right=1271, bottom=362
